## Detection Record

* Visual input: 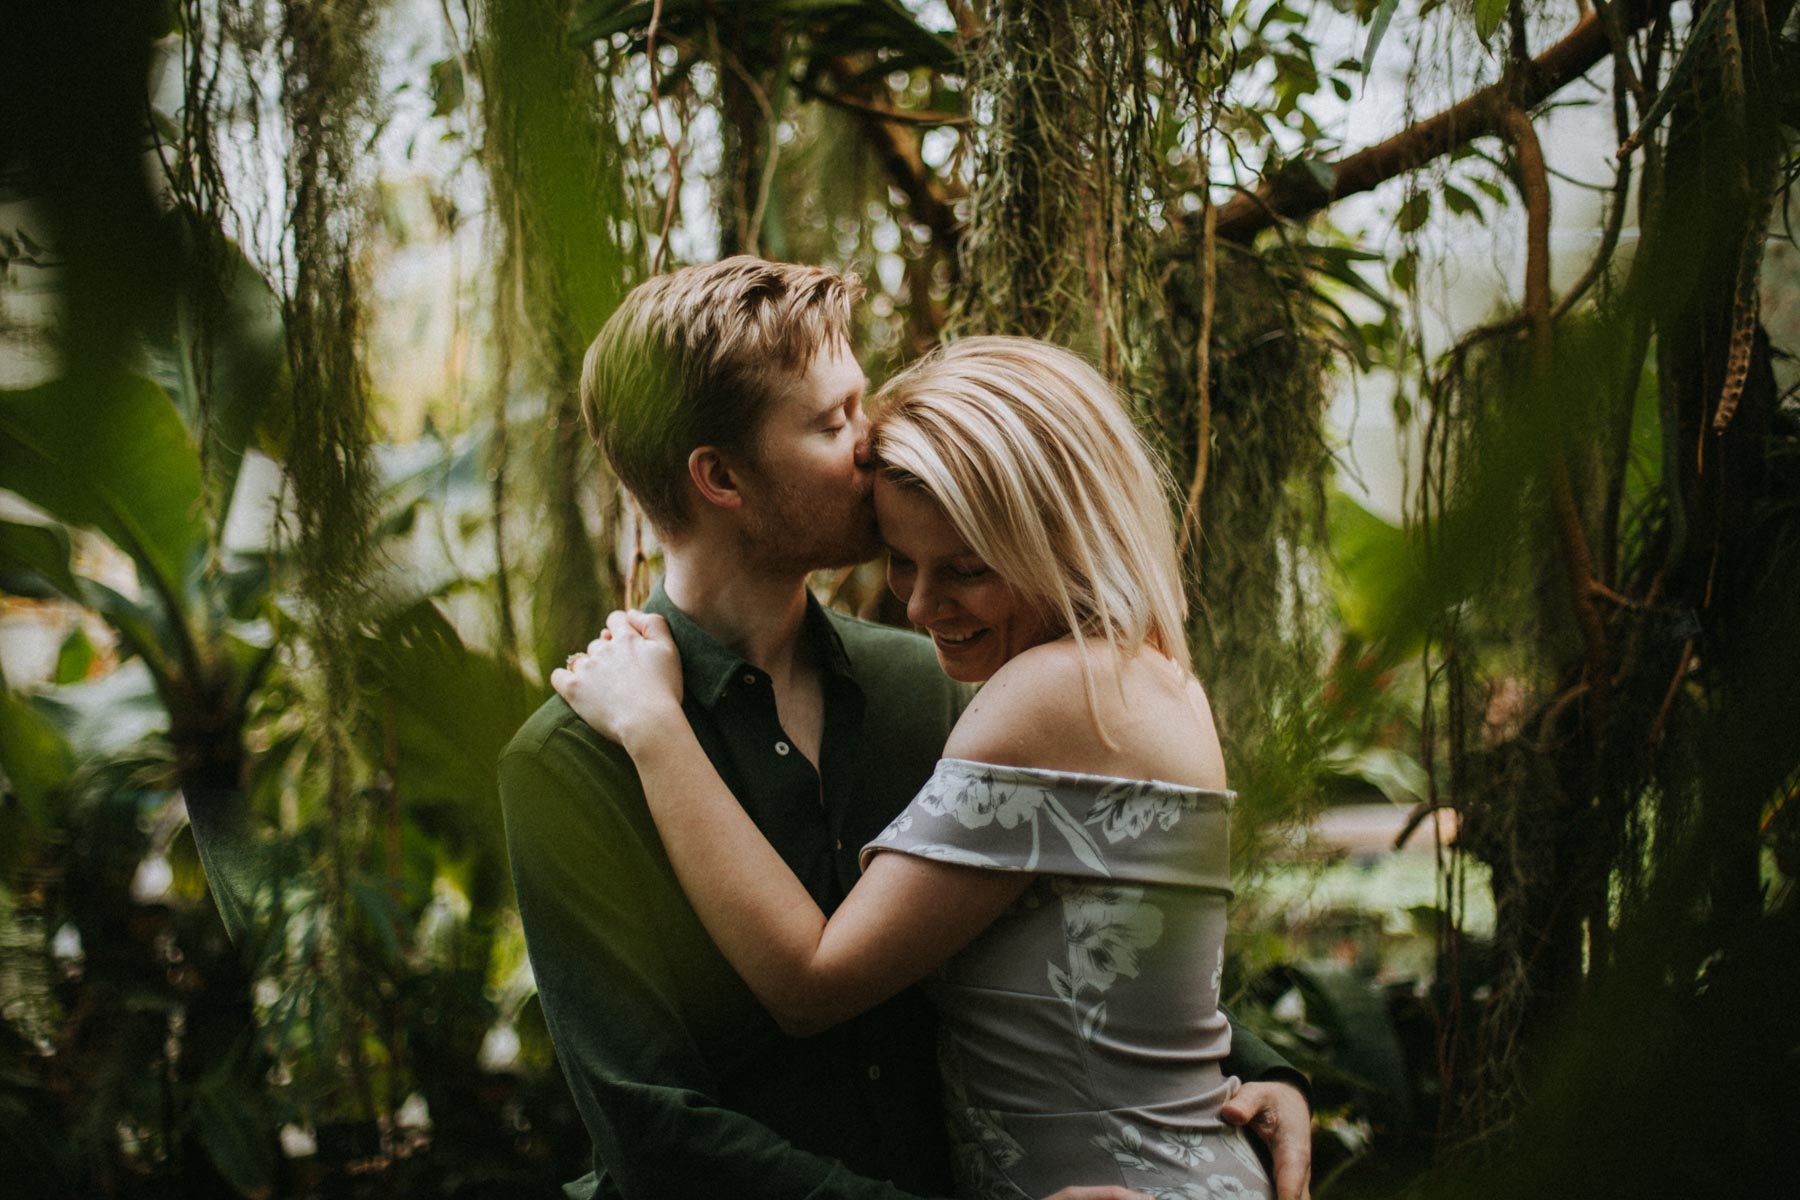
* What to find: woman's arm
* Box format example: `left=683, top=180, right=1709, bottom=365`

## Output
left=553, top=611, right=1031, bottom=1038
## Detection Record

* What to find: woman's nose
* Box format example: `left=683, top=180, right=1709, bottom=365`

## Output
left=907, top=578, right=947, bottom=626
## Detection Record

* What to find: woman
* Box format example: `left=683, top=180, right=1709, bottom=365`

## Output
left=555, top=336, right=1273, bottom=1200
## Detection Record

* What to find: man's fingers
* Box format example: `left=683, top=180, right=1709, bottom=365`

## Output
left=1272, top=1139, right=1310, bottom=1200
left=1222, top=1081, right=1312, bottom=1200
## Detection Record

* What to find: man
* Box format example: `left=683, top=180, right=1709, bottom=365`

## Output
left=499, top=257, right=1311, bottom=1200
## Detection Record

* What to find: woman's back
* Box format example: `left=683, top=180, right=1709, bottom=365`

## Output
left=865, top=757, right=1271, bottom=1200
left=863, top=642, right=1271, bottom=1200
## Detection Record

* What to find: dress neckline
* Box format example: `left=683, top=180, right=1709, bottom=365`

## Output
left=937, top=756, right=1236, bottom=801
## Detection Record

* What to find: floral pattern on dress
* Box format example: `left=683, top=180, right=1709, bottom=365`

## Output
left=1092, top=1124, right=1157, bottom=1171
left=942, top=1047, right=1032, bottom=1200
left=1086, top=780, right=1206, bottom=843
left=898, top=842, right=1001, bottom=869
left=867, top=760, right=1267, bottom=1200
left=1145, top=1178, right=1257, bottom=1200
left=1158, top=1128, right=1217, bottom=1167
left=897, top=762, right=1110, bottom=875
left=1046, top=880, right=1164, bottom=1041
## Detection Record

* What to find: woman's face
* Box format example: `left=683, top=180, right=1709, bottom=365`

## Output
left=875, top=476, right=1059, bottom=682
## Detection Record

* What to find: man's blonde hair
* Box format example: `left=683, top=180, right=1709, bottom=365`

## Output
left=580, top=257, right=863, bottom=534
left=873, top=335, right=1191, bottom=688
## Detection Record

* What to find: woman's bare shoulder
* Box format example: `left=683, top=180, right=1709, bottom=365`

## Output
left=944, top=639, right=1226, bottom=786
left=942, top=639, right=1121, bottom=770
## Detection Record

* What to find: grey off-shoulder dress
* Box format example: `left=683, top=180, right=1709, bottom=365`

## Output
left=861, top=758, right=1274, bottom=1200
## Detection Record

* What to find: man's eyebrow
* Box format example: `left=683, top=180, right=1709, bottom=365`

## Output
left=816, top=388, right=859, bottom=418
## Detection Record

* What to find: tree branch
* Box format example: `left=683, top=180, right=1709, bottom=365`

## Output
left=1502, top=104, right=1611, bottom=736
left=796, top=79, right=968, bottom=127
left=1214, top=8, right=1650, bottom=244
left=820, top=53, right=965, bottom=275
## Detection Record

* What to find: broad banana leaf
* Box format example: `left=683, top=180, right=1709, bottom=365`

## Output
left=0, top=373, right=205, bottom=614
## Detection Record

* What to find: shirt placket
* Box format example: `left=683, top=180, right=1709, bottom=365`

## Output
left=717, top=667, right=838, bottom=904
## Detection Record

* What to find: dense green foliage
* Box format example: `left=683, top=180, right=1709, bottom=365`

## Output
left=2, top=1, right=1797, bottom=1196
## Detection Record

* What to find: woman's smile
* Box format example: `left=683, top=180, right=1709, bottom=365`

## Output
left=874, top=477, right=1058, bottom=682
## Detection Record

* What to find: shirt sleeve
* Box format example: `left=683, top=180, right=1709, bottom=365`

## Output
left=1218, top=1013, right=1311, bottom=1103
left=500, top=721, right=941, bottom=1200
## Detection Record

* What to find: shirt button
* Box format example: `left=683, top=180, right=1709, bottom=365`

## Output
left=867, top=1065, right=881, bottom=1081
left=835, top=837, right=844, bottom=851
left=774, top=741, right=791, bottom=756
left=742, top=673, right=755, bottom=685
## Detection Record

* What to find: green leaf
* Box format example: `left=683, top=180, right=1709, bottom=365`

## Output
left=1327, top=745, right=1431, bottom=805
left=1326, top=489, right=1420, bottom=649
left=1396, top=191, right=1432, bottom=233
left=1443, top=182, right=1482, bottom=220
left=0, top=690, right=76, bottom=825
left=1255, top=963, right=1417, bottom=1128
left=142, top=228, right=286, bottom=525
left=1473, top=176, right=1511, bottom=205
left=360, top=602, right=543, bottom=908
left=188, top=1065, right=277, bottom=1195
left=1475, top=0, right=1508, bottom=42
left=31, top=660, right=169, bottom=761
left=569, top=0, right=645, bottom=43
left=1390, top=250, right=1417, bottom=291
left=350, top=877, right=409, bottom=968
left=0, top=374, right=205, bottom=609
left=0, top=520, right=81, bottom=599
left=1361, top=0, right=1400, bottom=73
left=429, top=57, right=465, bottom=117
left=54, top=627, right=96, bottom=685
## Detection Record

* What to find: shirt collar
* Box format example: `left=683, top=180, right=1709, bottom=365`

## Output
left=644, top=579, right=856, bottom=709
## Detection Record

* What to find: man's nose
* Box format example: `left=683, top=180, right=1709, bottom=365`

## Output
left=851, top=411, right=873, bottom=469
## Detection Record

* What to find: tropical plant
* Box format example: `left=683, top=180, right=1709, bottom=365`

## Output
left=5, top=0, right=1798, bottom=1196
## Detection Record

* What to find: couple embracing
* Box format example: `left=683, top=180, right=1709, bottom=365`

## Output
left=499, top=257, right=1312, bottom=1200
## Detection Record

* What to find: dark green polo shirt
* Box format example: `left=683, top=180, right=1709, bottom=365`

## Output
left=500, top=585, right=965, bottom=1199
left=498, top=583, right=1300, bottom=1200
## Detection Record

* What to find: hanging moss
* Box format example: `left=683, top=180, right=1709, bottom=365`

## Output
left=954, top=0, right=1159, bottom=391
left=477, top=0, right=638, bottom=677
left=1153, top=240, right=1335, bottom=859
left=278, top=0, right=383, bottom=1125
left=955, top=1, right=1338, bottom=856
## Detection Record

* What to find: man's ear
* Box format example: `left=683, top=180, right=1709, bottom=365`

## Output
left=687, top=445, right=745, bottom=512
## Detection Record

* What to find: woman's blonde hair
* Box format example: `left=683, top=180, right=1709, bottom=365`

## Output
left=872, top=336, right=1191, bottom=698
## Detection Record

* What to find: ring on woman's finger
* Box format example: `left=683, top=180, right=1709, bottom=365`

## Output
left=565, top=653, right=581, bottom=669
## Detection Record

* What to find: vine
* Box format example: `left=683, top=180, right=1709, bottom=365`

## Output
left=278, top=0, right=384, bottom=1126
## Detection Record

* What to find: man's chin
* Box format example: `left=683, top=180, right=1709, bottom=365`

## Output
left=804, top=515, right=883, bottom=571
left=746, top=520, right=881, bottom=578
